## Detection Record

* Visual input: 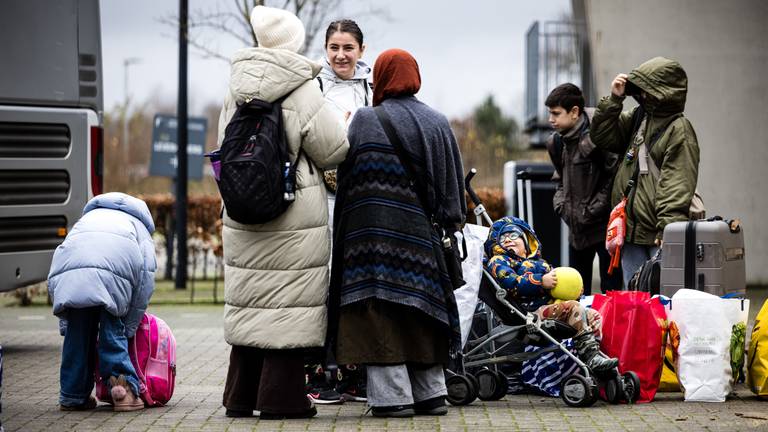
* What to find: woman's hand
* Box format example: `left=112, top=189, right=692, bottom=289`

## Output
left=611, top=73, right=629, bottom=97
left=542, top=271, right=558, bottom=290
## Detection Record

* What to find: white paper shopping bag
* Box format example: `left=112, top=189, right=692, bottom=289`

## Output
left=668, top=289, right=749, bottom=402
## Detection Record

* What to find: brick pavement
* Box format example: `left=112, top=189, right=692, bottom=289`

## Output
left=1, top=304, right=767, bottom=432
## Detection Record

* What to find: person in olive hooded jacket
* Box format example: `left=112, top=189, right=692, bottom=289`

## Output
left=590, top=57, right=700, bottom=286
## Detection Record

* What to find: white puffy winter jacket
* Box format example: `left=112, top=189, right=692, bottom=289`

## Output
left=217, top=47, right=349, bottom=349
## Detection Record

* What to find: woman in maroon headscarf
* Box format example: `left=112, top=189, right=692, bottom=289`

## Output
left=328, top=49, right=465, bottom=417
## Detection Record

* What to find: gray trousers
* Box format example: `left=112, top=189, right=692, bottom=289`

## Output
left=366, top=364, right=447, bottom=407
left=622, top=243, right=661, bottom=287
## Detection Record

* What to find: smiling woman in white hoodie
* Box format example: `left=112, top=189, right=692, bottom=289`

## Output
left=308, top=20, right=372, bottom=406
left=318, top=20, right=372, bottom=129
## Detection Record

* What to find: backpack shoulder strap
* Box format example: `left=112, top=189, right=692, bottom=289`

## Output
left=316, top=76, right=324, bottom=93
left=638, top=113, right=684, bottom=179
left=546, top=133, right=564, bottom=177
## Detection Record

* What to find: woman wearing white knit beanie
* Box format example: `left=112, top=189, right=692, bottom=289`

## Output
left=218, top=5, right=349, bottom=420
left=249, top=5, right=306, bottom=52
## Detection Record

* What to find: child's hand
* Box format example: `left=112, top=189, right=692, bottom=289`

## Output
left=611, top=73, right=628, bottom=97
left=542, top=271, right=558, bottom=290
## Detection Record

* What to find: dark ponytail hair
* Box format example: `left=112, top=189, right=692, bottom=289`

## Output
left=325, top=19, right=364, bottom=48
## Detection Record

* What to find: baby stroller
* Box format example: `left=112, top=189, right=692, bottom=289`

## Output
left=445, top=169, right=640, bottom=408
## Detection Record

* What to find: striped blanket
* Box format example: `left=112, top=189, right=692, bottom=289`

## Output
left=521, top=339, right=579, bottom=397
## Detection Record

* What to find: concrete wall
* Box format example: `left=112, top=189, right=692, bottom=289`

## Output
left=575, top=0, right=768, bottom=284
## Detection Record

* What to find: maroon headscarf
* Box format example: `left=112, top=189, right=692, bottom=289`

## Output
left=372, top=48, right=422, bottom=106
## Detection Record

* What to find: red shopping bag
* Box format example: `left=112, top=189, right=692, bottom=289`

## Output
left=591, top=291, right=667, bottom=403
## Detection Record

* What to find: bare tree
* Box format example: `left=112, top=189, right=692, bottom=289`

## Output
left=160, top=0, right=389, bottom=61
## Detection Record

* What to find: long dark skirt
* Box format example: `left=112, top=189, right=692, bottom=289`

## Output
left=336, top=299, right=449, bottom=366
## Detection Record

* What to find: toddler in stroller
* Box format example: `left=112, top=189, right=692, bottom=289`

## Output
left=484, top=216, right=617, bottom=374
left=446, top=169, right=639, bottom=407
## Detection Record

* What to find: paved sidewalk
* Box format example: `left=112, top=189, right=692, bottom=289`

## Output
left=1, top=304, right=767, bottom=432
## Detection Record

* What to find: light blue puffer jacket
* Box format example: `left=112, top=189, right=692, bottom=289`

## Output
left=48, top=193, right=156, bottom=337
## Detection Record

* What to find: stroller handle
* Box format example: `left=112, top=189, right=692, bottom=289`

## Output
left=465, top=168, right=482, bottom=206
left=465, top=168, right=494, bottom=226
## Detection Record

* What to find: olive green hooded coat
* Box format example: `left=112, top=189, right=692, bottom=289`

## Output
left=590, top=57, right=699, bottom=245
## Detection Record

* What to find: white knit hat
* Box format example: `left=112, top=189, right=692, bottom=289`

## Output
left=250, top=5, right=305, bottom=53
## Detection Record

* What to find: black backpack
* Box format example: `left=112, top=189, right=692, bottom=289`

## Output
left=627, top=249, right=662, bottom=295
left=217, top=97, right=298, bottom=224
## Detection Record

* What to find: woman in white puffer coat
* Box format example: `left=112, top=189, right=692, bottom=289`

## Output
left=218, top=6, right=348, bottom=420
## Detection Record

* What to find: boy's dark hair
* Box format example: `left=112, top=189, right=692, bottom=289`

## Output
left=325, top=19, right=364, bottom=47
left=545, top=83, right=585, bottom=115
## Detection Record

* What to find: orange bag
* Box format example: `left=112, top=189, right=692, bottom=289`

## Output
left=605, top=197, right=628, bottom=275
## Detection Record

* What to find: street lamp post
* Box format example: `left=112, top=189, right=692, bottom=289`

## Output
left=175, top=0, right=189, bottom=289
left=122, top=57, right=141, bottom=161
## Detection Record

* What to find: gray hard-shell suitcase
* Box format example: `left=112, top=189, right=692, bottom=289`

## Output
left=660, top=218, right=745, bottom=297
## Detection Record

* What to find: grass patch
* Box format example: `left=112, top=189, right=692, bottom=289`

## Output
left=0, top=278, right=224, bottom=307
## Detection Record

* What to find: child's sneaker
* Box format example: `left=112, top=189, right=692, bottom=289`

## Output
left=336, top=364, right=367, bottom=402
left=307, top=385, right=344, bottom=404
left=109, top=375, right=144, bottom=412
left=305, top=366, right=344, bottom=405
left=339, top=383, right=367, bottom=402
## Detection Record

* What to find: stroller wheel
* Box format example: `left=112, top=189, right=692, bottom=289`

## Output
left=560, top=374, right=598, bottom=408
left=467, top=373, right=480, bottom=396
left=605, top=377, right=620, bottom=404
left=446, top=374, right=477, bottom=406
left=489, top=370, right=508, bottom=401
left=475, top=369, right=501, bottom=401
left=622, top=371, right=641, bottom=404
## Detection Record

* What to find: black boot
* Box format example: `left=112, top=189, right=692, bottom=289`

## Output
left=574, top=332, right=618, bottom=372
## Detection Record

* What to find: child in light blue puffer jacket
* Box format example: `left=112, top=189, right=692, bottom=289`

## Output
left=48, top=192, right=156, bottom=412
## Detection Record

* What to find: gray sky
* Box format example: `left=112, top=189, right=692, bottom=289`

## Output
left=101, top=0, right=569, bottom=120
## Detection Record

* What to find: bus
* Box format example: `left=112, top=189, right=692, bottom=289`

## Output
left=0, top=0, right=103, bottom=292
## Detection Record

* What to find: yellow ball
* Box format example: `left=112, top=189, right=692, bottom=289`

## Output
left=550, top=267, right=583, bottom=300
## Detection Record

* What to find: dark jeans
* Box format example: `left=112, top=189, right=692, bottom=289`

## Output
left=60, top=306, right=140, bottom=406
left=569, top=243, right=623, bottom=295
left=223, top=346, right=310, bottom=415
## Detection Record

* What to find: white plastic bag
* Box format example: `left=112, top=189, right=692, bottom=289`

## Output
left=454, top=223, right=489, bottom=348
left=667, top=289, right=749, bottom=402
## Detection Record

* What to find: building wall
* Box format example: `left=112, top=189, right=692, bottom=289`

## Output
left=575, top=0, right=768, bottom=284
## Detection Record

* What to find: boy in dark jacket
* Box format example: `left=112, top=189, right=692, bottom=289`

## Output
left=485, top=217, right=617, bottom=372
left=545, top=83, right=622, bottom=294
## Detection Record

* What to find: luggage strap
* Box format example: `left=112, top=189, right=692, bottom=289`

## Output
left=684, top=220, right=696, bottom=289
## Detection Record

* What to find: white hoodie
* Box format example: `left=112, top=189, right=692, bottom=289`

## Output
left=317, top=58, right=371, bottom=128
